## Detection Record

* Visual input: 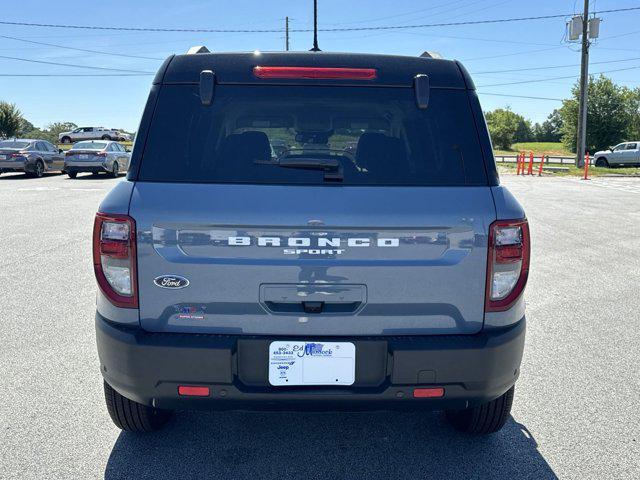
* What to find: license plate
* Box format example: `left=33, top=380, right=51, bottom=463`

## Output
left=79, top=154, right=88, bottom=159
left=269, top=341, right=356, bottom=386
left=0, top=155, right=5, bottom=160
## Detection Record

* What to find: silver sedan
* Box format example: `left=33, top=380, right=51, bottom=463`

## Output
left=64, top=140, right=131, bottom=178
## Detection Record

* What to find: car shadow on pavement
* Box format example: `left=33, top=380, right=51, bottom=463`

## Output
left=0, top=172, right=62, bottom=180
left=104, top=411, right=558, bottom=480
left=65, top=174, right=122, bottom=180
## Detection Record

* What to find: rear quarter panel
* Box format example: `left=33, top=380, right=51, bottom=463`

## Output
left=485, top=185, right=527, bottom=328
left=95, top=180, right=139, bottom=324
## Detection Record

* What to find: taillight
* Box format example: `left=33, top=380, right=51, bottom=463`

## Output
left=10, top=152, right=26, bottom=158
left=97, top=152, right=107, bottom=157
left=485, top=219, right=530, bottom=312
left=253, top=66, right=377, bottom=80
left=93, top=213, right=138, bottom=308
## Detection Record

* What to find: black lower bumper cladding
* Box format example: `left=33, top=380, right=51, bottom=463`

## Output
left=96, top=313, right=525, bottom=411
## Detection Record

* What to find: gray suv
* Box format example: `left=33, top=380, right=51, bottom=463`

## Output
left=94, top=51, right=529, bottom=435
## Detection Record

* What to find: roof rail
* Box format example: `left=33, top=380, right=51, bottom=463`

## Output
left=420, top=51, right=443, bottom=59
left=186, top=46, right=211, bottom=54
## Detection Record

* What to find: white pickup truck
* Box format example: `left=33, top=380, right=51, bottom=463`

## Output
left=593, top=142, right=640, bottom=167
left=58, top=127, right=131, bottom=144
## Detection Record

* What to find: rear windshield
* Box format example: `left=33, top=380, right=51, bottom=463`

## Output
left=139, top=85, right=487, bottom=185
left=73, top=141, right=107, bottom=150
left=0, top=141, right=30, bottom=149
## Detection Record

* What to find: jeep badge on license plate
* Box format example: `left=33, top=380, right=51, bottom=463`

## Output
left=268, top=341, right=356, bottom=386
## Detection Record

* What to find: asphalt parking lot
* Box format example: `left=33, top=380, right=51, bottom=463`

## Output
left=0, top=171, right=638, bottom=479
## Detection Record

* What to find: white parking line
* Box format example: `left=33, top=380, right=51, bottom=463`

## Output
left=17, top=187, right=102, bottom=192
left=567, top=177, right=640, bottom=194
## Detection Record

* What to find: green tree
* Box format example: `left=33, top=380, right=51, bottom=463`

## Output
left=0, top=101, right=23, bottom=138
left=531, top=110, right=563, bottom=142
left=560, top=75, right=636, bottom=153
left=46, top=121, right=77, bottom=138
left=514, top=116, right=533, bottom=142
left=626, top=87, right=640, bottom=140
left=485, top=108, right=521, bottom=150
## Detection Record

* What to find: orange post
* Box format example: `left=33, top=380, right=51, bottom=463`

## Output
left=516, top=153, right=521, bottom=175
left=583, top=151, right=590, bottom=180
left=520, top=152, right=526, bottom=175
left=538, top=154, right=545, bottom=176
left=527, top=151, right=534, bottom=175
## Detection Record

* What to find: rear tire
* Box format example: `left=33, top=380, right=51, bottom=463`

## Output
left=595, top=157, right=609, bottom=168
left=110, top=162, right=119, bottom=178
left=67, top=171, right=77, bottom=179
left=101, top=135, right=112, bottom=140
left=32, top=160, right=44, bottom=178
left=445, top=386, right=514, bottom=435
left=61, top=136, right=71, bottom=144
left=103, top=381, right=172, bottom=432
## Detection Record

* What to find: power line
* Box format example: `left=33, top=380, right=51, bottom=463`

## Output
left=0, top=54, right=154, bottom=73
left=461, top=46, right=566, bottom=61
left=472, top=56, right=640, bottom=74
left=477, top=92, right=564, bottom=101
left=0, top=34, right=164, bottom=60
left=0, top=73, right=153, bottom=77
left=0, top=7, right=638, bottom=33
left=476, top=64, right=640, bottom=87
left=322, top=0, right=472, bottom=26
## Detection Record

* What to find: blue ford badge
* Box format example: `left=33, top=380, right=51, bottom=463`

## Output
left=154, top=275, right=189, bottom=289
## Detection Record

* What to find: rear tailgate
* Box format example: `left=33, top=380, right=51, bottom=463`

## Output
left=131, top=184, right=495, bottom=336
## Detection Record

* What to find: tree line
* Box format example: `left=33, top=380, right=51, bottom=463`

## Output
left=0, top=102, right=131, bottom=144
left=486, top=75, right=640, bottom=152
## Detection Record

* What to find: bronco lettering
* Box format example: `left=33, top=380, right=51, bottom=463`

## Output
left=228, top=236, right=399, bottom=247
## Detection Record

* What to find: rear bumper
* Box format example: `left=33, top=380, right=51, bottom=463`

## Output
left=96, top=313, right=525, bottom=411
left=65, top=163, right=109, bottom=173
left=0, top=160, right=28, bottom=172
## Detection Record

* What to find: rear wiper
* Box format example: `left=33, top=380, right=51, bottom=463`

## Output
left=255, top=157, right=343, bottom=182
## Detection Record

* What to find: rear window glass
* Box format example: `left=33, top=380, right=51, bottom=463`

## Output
left=139, top=85, right=487, bottom=185
left=0, top=141, right=30, bottom=149
left=73, top=141, right=107, bottom=150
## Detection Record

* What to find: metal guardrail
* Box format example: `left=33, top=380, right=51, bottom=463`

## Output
left=494, top=155, right=576, bottom=165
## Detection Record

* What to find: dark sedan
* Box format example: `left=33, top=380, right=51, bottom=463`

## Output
left=0, top=139, right=65, bottom=177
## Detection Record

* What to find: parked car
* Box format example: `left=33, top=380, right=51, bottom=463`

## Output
left=94, top=50, right=529, bottom=435
left=58, top=127, right=131, bottom=144
left=593, top=142, right=640, bottom=167
left=0, top=138, right=65, bottom=177
left=64, top=140, right=130, bottom=178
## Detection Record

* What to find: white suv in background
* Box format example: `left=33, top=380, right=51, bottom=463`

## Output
left=58, top=127, right=131, bottom=144
left=593, top=142, right=640, bottom=167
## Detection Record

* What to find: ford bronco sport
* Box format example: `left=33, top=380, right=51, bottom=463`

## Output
left=94, top=50, right=529, bottom=434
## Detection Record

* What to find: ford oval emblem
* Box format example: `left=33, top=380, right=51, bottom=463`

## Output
left=154, top=275, right=190, bottom=289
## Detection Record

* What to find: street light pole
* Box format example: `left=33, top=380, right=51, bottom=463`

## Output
left=576, top=0, right=590, bottom=167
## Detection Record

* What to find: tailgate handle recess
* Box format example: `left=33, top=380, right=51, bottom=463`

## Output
left=302, top=301, right=324, bottom=314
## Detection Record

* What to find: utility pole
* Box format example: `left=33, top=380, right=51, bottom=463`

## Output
left=285, top=16, right=290, bottom=51
left=575, top=0, right=590, bottom=167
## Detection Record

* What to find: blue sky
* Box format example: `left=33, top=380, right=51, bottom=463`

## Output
left=1, top=0, right=639, bottom=131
